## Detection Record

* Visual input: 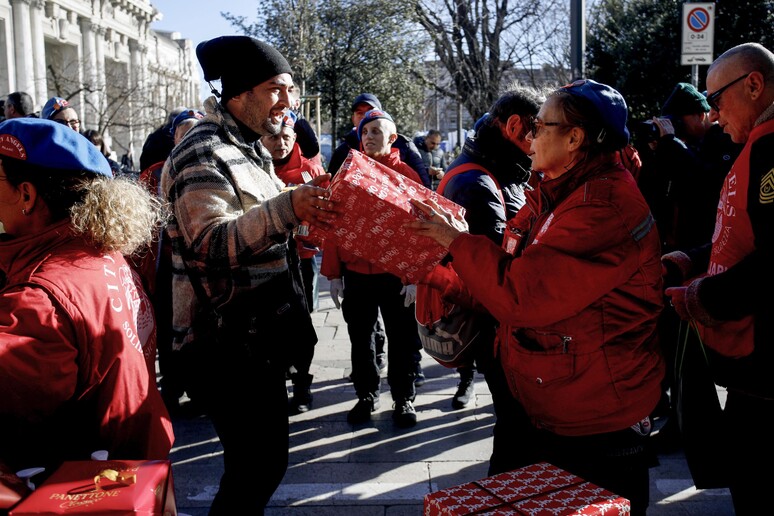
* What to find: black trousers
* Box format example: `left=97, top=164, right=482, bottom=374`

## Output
left=342, top=270, right=420, bottom=402
left=531, top=425, right=656, bottom=516
left=300, top=256, right=319, bottom=313
left=186, top=335, right=289, bottom=515
left=725, top=390, right=774, bottom=515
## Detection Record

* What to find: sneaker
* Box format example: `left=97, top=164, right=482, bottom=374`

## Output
left=347, top=395, right=380, bottom=425
left=393, top=399, right=417, bottom=428
left=452, top=376, right=475, bottom=409
left=414, top=371, right=426, bottom=387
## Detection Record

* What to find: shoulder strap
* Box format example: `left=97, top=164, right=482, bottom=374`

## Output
left=437, top=162, right=505, bottom=206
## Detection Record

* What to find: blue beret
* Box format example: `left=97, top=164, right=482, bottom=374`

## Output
left=560, top=79, right=630, bottom=150
left=357, top=109, right=395, bottom=141
left=0, top=118, right=112, bottom=177
left=41, top=96, right=71, bottom=120
left=170, top=109, right=205, bottom=136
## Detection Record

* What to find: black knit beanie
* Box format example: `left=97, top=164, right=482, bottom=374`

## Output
left=196, top=36, right=293, bottom=100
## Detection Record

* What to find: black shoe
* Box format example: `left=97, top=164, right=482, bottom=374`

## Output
left=290, top=390, right=313, bottom=414
left=177, top=398, right=207, bottom=418
left=161, top=392, right=182, bottom=416
left=347, top=395, right=380, bottom=424
left=414, top=371, right=426, bottom=387
left=393, top=399, right=417, bottom=428
left=452, top=376, right=475, bottom=409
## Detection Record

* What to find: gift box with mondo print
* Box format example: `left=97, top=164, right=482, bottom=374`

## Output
left=10, top=460, right=176, bottom=515
left=424, top=461, right=630, bottom=515
left=321, top=149, right=464, bottom=284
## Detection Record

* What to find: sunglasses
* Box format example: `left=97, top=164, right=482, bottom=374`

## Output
left=706, top=73, right=750, bottom=112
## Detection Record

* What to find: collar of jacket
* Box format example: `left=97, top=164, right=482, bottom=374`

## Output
left=461, top=132, right=532, bottom=184
left=0, top=220, right=75, bottom=284
left=754, top=100, right=774, bottom=127
left=530, top=153, right=623, bottom=213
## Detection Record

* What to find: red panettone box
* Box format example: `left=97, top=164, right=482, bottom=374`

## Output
left=10, top=460, right=176, bottom=515
left=320, top=149, right=465, bottom=284
left=424, top=462, right=630, bottom=515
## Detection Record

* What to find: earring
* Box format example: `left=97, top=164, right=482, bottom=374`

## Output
left=22, top=208, right=27, bottom=216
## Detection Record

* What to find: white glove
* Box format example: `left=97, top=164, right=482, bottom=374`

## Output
left=329, top=278, right=344, bottom=309
left=400, top=284, right=417, bottom=307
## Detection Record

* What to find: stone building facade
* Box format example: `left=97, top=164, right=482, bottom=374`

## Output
left=0, top=0, right=199, bottom=167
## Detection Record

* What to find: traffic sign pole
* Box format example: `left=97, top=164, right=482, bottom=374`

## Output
left=681, top=2, right=715, bottom=79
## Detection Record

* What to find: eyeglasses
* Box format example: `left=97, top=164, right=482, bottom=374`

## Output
left=528, top=116, right=568, bottom=139
left=54, top=118, right=80, bottom=129
left=706, top=73, right=750, bottom=112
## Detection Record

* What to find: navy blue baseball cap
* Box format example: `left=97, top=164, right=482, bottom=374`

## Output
left=351, top=93, right=381, bottom=112
left=560, top=79, right=630, bottom=150
left=0, top=118, right=112, bottom=177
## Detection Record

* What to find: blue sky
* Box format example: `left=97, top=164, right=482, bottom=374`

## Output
left=150, top=0, right=258, bottom=102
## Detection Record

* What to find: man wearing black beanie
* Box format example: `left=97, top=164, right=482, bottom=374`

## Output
left=161, top=35, right=335, bottom=515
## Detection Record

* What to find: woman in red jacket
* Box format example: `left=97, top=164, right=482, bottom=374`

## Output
left=0, top=118, right=173, bottom=476
left=408, top=80, right=664, bottom=516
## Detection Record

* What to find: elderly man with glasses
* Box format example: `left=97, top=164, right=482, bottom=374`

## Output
left=664, top=42, right=774, bottom=515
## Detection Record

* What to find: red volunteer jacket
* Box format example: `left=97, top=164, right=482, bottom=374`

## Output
left=0, top=221, right=174, bottom=471
left=444, top=157, right=665, bottom=436
left=274, top=143, right=328, bottom=259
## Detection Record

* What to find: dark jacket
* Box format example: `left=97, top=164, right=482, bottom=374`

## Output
left=139, top=123, right=175, bottom=172
left=328, top=129, right=431, bottom=188
left=294, top=117, right=320, bottom=159
left=413, top=135, right=447, bottom=170
left=442, top=130, right=532, bottom=244
left=638, top=123, right=742, bottom=252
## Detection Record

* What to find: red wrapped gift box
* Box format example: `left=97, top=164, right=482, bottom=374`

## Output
left=424, top=462, right=630, bottom=515
left=10, top=460, right=176, bottom=515
left=320, top=149, right=465, bottom=284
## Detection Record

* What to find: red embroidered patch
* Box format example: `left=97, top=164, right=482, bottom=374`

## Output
left=0, top=134, right=27, bottom=160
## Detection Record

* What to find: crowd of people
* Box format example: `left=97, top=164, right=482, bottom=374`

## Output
left=0, top=92, right=140, bottom=178
left=1, top=36, right=772, bottom=516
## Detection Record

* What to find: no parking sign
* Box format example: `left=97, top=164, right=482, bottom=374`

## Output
left=681, top=2, right=715, bottom=65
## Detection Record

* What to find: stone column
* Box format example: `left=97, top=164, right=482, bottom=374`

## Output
left=129, top=39, right=149, bottom=147
left=30, top=0, right=47, bottom=108
left=94, top=25, right=107, bottom=131
left=79, top=17, right=99, bottom=129
left=10, top=0, right=34, bottom=97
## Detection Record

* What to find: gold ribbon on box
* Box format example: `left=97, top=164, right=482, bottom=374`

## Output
left=94, top=469, right=136, bottom=490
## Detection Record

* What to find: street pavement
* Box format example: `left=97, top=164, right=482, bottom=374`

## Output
left=169, top=274, right=735, bottom=515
